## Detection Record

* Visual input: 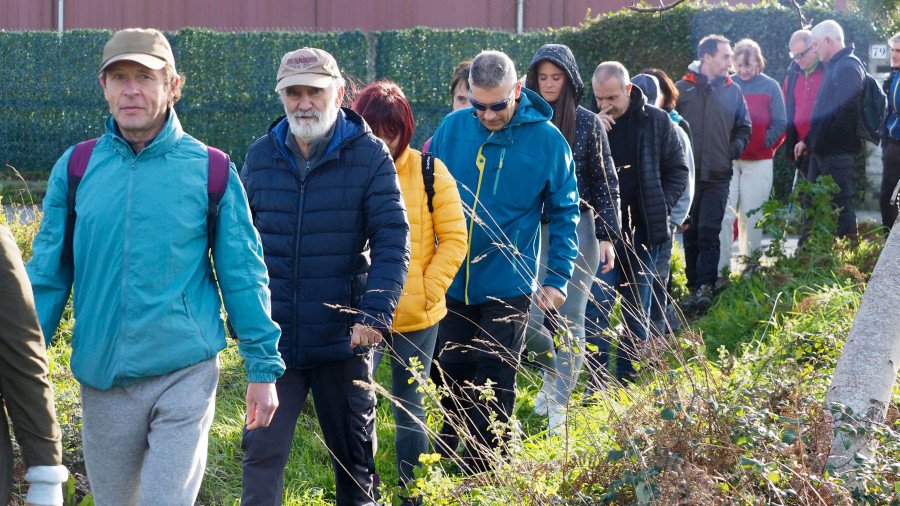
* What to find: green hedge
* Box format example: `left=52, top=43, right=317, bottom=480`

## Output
left=0, top=4, right=881, bottom=196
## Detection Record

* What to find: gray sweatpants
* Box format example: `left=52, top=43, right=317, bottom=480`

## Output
left=81, top=357, right=219, bottom=506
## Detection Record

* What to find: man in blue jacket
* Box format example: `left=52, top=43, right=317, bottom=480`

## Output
left=239, top=47, right=410, bottom=506
left=26, top=29, right=285, bottom=505
left=430, top=50, right=580, bottom=472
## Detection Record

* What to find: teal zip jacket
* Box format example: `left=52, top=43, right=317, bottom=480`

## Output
left=430, top=87, right=580, bottom=305
left=26, top=110, right=285, bottom=390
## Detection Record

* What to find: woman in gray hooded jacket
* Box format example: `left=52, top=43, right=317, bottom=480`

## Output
left=523, top=43, right=621, bottom=434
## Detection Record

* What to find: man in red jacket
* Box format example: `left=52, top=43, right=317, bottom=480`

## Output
left=783, top=29, right=824, bottom=179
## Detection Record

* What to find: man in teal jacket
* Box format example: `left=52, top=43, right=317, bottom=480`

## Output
left=430, top=50, right=579, bottom=472
left=26, top=28, right=284, bottom=505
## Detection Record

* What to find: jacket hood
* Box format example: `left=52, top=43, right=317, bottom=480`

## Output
left=267, top=107, right=369, bottom=169
left=683, top=61, right=733, bottom=87
left=513, top=87, right=554, bottom=126
left=626, top=82, right=647, bottom=114
left=526, top=44, right=584, bottom=104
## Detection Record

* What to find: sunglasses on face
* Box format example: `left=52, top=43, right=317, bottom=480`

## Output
left=469, top=89, right=515, bottom=112
left=790, top=46, right=813, bottom=60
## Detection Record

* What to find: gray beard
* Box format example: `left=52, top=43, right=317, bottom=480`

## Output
left=286, top=101, right=339, bottom=144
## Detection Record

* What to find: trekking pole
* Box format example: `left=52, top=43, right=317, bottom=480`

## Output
left=787, top=167, right=800, bottom=214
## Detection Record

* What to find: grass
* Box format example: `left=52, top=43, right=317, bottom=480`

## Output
left=4, top=176, right=900, bottom=504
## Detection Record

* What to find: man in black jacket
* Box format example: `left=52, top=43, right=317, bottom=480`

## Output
left=587, top=61, right=688, bottom=382
left=675, top=35, right=752, bottom=313
left=239, top=47, right=410, bottom=506
left=795, top=20, right=865, bottom=241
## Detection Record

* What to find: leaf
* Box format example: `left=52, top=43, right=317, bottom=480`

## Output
left=661, top=408, right=677, bottom=420
left=780, top=429, right=799, bottom=444
left=607, top=449, right=625, bottom=462
left=767, top=471, right=780, bottom=483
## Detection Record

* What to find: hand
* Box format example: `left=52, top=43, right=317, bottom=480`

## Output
left=597, top=106, right=616, bottom=132
left=245, top=382, right=278, bottom=430
left=535, top=285, right=566, bottom=311
left=793, top=140, right=808, bottom=160
left=350, top=323, right=383, bottom=348
left=678, top=223, right=690, bottom=234
left=598, top=240, right=616, bottom=274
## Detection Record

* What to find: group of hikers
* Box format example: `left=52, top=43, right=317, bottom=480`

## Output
left=2, top=18, right=899, bottom=506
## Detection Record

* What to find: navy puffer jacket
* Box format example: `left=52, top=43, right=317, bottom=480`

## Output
left=241, top=108, right=410, bottom=369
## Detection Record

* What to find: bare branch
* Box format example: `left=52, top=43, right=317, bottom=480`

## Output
left=791, top=0, right=811, bottom=29
left=629, top=0, right=691, bottom=13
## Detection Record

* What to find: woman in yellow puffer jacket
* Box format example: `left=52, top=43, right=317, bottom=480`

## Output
left=352, top=81, right=467, bottom=490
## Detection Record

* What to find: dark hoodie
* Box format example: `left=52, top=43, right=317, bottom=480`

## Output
left=526, top=44, right=621, bottom=242
left=605, top=84, right=690, bottom=245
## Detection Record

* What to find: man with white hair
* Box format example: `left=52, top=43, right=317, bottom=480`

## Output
left=430, top=50, right=579, bottom=472
left=796, top=20, right=866, bottom=241
left=239, top=47, right=410, bottom=505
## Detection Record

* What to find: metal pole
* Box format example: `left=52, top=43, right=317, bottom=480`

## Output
left=516, top=0, right=524, bottom=34
left=58, top=0, right=64, bottom=33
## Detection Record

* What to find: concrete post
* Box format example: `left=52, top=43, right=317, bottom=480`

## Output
left=825, top=221, right=900, bottom=471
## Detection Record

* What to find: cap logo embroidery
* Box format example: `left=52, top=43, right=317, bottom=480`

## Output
left=287, top=56, right=318, bottom=70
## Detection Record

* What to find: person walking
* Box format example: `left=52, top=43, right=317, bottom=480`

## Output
left=353, top=80, right=467, bottom=496
left=521, top=44, right=620, bottom=434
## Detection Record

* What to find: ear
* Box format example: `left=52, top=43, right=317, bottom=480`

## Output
left=513, top=80, right=522, bottom=99
left=625, top=83, right=633, bottom=94
left=335, top=86, right=345, bottom=107
left=98, top=73, right=106, bottom=89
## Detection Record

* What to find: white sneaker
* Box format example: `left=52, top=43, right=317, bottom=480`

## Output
left=547, top=403, right=568, bottom=436
left=533, top=389, right=550, bottom=416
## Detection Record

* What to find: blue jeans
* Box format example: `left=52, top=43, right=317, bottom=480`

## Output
left=584, top=226, right=659, bottom=380
left=684, top=180, right=730, bottom=288
left=372, top=324, right=439, bottom=485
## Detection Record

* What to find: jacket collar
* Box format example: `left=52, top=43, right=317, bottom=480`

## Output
left=269, top=108, right=368, bottom=169
left=105, top=108, right=184, bottom=157
left=683, top=61, right=733, bottom=87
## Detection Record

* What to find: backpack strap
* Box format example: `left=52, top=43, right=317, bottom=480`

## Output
left=422, top=152, right=436, bottom=213
left=206, top=146, right=230, bottom=252
left=61, top=138, right=99, bottom=264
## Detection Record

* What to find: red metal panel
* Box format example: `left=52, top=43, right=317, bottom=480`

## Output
left=0, top=0, right=764, bottom=32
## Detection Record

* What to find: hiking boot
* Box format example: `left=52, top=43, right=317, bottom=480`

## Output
left=547, top=403, right=568, bottom=437
left=695, top=284, right=714, bottom=313
left=681, top=289, right=699, bottom=314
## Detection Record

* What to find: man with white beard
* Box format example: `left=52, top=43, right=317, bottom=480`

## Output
left=239, top=47, right=410, bottom=506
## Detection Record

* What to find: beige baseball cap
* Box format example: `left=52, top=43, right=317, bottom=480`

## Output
left=100, top=28, right=175, bottom=72
left=275, top=47, right=341, bottom=92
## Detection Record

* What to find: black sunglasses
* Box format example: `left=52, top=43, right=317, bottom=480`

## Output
left=790, top=46, right=813, bottom=60
left=469, top=89, right=515, bottom=112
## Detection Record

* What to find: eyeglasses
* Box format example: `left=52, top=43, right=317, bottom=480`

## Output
left=469, top=88, right=515, bottom=112
left=790, top=46, right=813, bottom=60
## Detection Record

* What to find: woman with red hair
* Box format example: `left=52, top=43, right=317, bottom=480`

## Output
left=352, top=81, right=467, bottom=493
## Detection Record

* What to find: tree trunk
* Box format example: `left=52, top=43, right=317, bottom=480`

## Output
left=825, top=224, right=900, bottom=472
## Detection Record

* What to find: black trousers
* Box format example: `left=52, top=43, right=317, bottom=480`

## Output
left=241, top=351, right=377, bottom=506
left=683, top=180, right=730, bottom=288
left=436, top=294, right=531, bottom=473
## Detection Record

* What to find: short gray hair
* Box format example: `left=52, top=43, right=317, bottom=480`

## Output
left=889, top=32, right=900, bottom=45
left=469, top=51, right=517, bottom=90
left=790, top=29, right=812, bottom=48
left=812, top=20, right=844, bottom=46
left=592, top=62, right=630, bottom=93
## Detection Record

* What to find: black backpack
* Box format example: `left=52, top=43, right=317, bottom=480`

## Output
left=852, top=55, right=888, bottom=145
left=422, top=152, right=436, bottom=213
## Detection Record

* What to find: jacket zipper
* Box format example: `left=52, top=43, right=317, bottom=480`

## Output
left=464, top=142, right=489, bottom=304
left=492, top=148, right=506, bottom=194
left=120, top=154, right=136, bottom=355
left=291, top=160, right=309, bottom=364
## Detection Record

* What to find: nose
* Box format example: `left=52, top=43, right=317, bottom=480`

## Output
left=483, top=109, right=497, bottom=122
